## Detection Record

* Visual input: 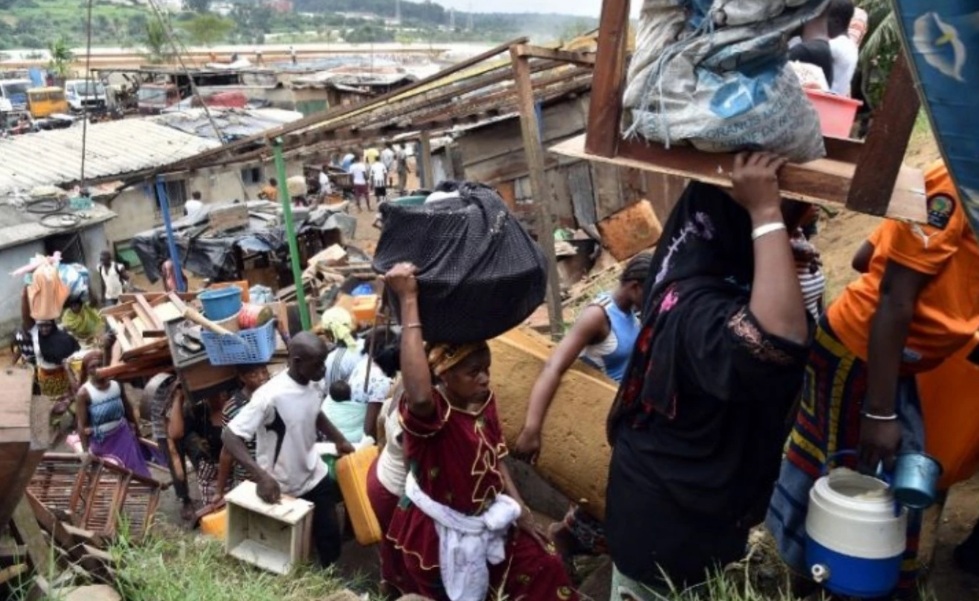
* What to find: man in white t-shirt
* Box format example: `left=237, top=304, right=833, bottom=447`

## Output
left=380, top=144, right=395, bottom=186
left=370, top=160, right=388, bottom=205
left=224, top=332, right=354, bottom=566
left=348, top=159, right=370, bottom=211
left=828, top=0, right=858, bottom=97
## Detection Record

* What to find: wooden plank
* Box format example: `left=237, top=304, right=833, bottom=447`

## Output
left=0, top=563, right=27, bottom=586
left=167, top=293, right=188, bottom=316
left=121, top=317, right=144, bottom=349
left=135, top=295, right=164, bottom=331
left=0, top=543, right=27, bottom=561
left=419, top=130, right=435, bottom=189
left=104, top=316, right=131, bottom=354
left=585, top=0, right=630, bottom=157
left=550, top=134, right=928, bottom=223
left=515, top=44, right=596, bottom=66
left=567, top=161, right=597, bottom=226
left=846, top=53, right=921, bottom=215
left=511, top=46, right=564, bottom=340
left=11, top=496, right=49, bottom=574
left=0, top=443, right=44, bottom=528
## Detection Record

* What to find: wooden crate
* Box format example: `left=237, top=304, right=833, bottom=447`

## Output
left=208, top=204, right=250, bottom=234
left=225, top=481, right=314, bottom=575
left=596, top=199, right=662, bottom=260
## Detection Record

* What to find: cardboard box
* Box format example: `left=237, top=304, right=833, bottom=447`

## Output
left=225, top=481, right=314, bottom=575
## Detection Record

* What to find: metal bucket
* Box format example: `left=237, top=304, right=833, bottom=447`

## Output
left=891, top=453, right=943, bottom=509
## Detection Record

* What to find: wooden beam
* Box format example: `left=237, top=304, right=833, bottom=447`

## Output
left=511, top=46, right=565, bottom=341
left=11, top=496, right=49, bottom=574
left=846, top=53, right=921, bottom=215
left=419, top=130, right=435, bottom=189
left=515, top=44, right=596, bottom=66
left=157, top=38, right=528, bottom=174
left=550, top=134, right=927, bottom=224
left=585, top=0, right=630, bottom=157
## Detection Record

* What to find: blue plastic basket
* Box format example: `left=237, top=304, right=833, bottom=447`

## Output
left=201, top=319, right=277, bottom=365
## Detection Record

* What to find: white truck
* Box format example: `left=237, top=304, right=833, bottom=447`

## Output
left=64, top=79, right=108, bottom=113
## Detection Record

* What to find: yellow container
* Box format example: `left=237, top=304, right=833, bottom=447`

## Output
left=336, top=445, right=382, bottom=545
left=200, top=506, right=228, bottom=540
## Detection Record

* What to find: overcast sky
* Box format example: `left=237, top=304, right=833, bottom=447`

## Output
left=437, top=0, right=616, bottom=17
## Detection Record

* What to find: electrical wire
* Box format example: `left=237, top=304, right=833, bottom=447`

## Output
left=144, top=0, right=251, bottom=199
left=80, top=0, right=95, bottom=188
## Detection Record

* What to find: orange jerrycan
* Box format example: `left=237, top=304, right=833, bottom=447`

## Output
left=336, top=445, right=383, bottom=545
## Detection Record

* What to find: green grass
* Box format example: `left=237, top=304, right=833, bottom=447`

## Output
left=108, top=524, right=353, bottom=601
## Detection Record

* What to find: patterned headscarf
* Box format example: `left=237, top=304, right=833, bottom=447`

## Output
left=427, top=341, right=489, bottom=377
left=320, top=307, right=356, bottom=348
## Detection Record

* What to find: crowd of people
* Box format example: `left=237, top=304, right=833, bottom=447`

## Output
left=12, top=146, right=978, bottom=601
left=123, top=143, right=971, bottom=601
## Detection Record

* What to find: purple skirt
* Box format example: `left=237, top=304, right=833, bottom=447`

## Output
left=91, top=424, right=152, bottom=479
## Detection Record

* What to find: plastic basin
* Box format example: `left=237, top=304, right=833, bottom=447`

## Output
left=198, top=286, right=243, bottom=321
left=388, top=195, right=427, bottom=207
left=805, top=89, right=863, bottom=139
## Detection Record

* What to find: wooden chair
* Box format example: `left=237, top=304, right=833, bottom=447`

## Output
left=551, top=0, right=925, bottom=223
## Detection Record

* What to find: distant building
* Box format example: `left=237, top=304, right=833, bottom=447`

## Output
left=262, top=0, right=293, bottom=13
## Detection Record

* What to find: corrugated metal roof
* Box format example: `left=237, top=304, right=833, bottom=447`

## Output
left=0, top=120, right=222, bottom=197
left=0, top=202, right=116, bottom=251
left=151, top=108, right=304, bottom=142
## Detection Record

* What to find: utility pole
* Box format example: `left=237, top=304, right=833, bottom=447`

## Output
left=395, top=0, right=401, bottom=25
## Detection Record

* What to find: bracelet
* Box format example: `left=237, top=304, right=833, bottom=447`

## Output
left=751, top=222, right=787, bottom=241
left=404, top=323, right=423, bottom=329
left=861, top=411, right=899, bottom=421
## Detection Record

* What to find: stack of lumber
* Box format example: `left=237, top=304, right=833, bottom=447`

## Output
left=488, top=328, right=616, bottom=520
left=99, top=292, right=196, bottom=382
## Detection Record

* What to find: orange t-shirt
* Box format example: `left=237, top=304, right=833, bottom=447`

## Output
left=828, top=162, right=979, bottom=372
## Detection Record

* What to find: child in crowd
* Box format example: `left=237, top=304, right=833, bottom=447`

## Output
left=322, top=381, right=364, bottom=444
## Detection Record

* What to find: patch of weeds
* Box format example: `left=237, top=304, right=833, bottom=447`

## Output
left=109, top=523, right=350, bottom=601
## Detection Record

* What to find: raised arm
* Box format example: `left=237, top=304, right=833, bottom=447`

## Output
left=730, top=152, right=809, bottom=345
left=384, top=263, right=434, bottom=418
left=514, top=306, right=609, bottom=461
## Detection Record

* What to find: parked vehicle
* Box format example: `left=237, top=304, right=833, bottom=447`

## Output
left=64, top=79, right=108, bottom=113
left=27, top=87, right=69, bottom=119
left=137, top=83, right=179, bottom=114
left=0, top=79, right=31, bottom=110
left=0, top=98, right=34, bottom=136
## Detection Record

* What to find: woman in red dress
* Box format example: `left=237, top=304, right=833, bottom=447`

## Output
left=380, top=262, right=578, bottom=601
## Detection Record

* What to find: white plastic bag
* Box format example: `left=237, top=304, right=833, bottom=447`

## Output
left=624, top=0, right=828, bottom=162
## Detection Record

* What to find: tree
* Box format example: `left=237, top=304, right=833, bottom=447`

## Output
left=855, top=0, right=901, bottom=107
left=231, top=3, right=272, bottom=45
left=47, top=35, right=74, bottom=80
left=142, top=19, right=174, bottom=64
left=184, top=0, right=210, bottom=13
left=182, top=13, right=234, bottom=47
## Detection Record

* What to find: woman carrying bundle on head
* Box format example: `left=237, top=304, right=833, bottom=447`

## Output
left=378, top=262, right=578, bottom=601
left=75, top=350, right=150, bottom=478
left=604, top=153, right=814, bottom=597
